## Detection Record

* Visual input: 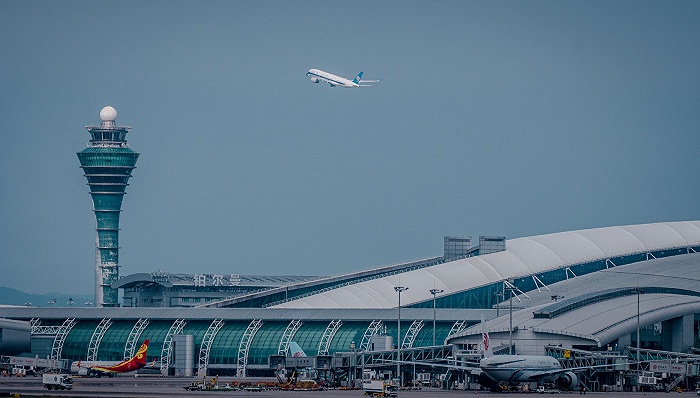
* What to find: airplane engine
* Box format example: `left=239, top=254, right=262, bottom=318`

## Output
left=77, top=368, right=89, bottom=376
left=556, top=371, right=579, bottom=390
left=310, top=77, right=319, bottom=83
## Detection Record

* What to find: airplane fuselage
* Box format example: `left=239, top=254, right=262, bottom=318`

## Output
left=70, top=361, right=114, bottom=374
left=70, top=339, right=149, bottom=376
left=479, top=355, right=562, bottom=383
left=71, top=359, right=148, bottom=376
left=306, top=69, right=359, bottom=88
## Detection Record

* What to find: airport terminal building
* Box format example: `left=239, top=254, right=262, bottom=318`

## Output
left=2, top=220, right=700, bottom=386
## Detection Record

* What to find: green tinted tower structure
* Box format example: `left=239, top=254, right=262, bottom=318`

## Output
left=77, top=106, right=139, bottom=307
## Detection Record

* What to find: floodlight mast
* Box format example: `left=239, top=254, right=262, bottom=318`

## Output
left=633, top=288, right=644, bottom=364
left=394, top=286, right=409, bottom=387
left=429, top=289, right=444, bottom=346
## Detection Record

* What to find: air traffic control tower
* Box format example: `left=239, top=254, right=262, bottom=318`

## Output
left=77, top=106, right=139, bottom=307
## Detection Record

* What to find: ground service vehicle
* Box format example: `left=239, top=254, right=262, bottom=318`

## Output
left=43, top=373, right=73, bottom=390
left=363, top=379, right=397, bottom=397
left=11, top=367, right=27, bottom=376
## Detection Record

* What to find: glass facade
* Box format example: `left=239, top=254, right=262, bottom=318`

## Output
left=246, top=322, right=288, bottom=366
left=631, top=322, right=664, bottom=351
left=54, top=319, right=457, bottom=371
left=444, top=236, right=471, bottom=259
left=329, top=322, right=370, bottom=353
left=62, top=321, right=99, bottom=360
left=209, top=322, right=248, bottom=365
left=478, top=236, right=505, bottom=255
left=98, top=322, right=136, bottom=361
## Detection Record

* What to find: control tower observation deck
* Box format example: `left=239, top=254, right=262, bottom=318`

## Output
left=77, top=106, right=139, bottom=307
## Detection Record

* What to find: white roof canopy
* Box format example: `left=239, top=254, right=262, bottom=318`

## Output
left=273, top=221, right=700, bottom=309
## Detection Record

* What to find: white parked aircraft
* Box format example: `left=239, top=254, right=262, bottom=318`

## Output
left=477, top=318, right=579, bottom=390
left=387, top=315, right=624, bottom=391
left=306, top=69, right=381, bottom=88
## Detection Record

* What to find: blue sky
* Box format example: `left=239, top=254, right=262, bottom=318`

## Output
left=1, top=1, right=699, bottom=295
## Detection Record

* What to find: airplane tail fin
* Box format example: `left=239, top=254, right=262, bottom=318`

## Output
left=352, top=71, right=364, bottom=84
left=481, top=315, right=493, bottom=358
left=133, top=339, right=149, bottom=366
left=289, top=342, right=307, bottom=357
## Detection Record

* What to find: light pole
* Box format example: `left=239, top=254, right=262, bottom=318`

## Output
left=361, top=347, right=365, bottom=386
left=633, top=288, right=644, bottom=364
left=509, top=290, right=513, bottom=354
left=505, top=282, right=515, bottom=354
left=350, top=341, right=356, bottom=388
left=394, top=286, right=408, bottom=387
left=493, top=291, right=503, bottom=317
left=429, top=289, right=444, bottom=346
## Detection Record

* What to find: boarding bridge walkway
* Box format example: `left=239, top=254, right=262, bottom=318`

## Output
left=627, top=347, right=700, bottom=392
left=628, top=347, right=700, bottom=364
left=356, top=345, right=457, bottom=368
left=546, top=345, right=628, bottom=369
left=0, top=355, right=66, bottom=373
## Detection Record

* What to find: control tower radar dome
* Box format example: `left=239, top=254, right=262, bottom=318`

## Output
left=99, top=105, right=117, bottom=122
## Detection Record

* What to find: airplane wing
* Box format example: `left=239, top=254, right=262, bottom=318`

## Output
left=380, top=358, right=627, bottom=378
left=528, top=362, right=631, bottom=379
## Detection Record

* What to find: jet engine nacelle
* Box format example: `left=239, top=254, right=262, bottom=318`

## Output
left=556, top=371, right=579, bottom=390
left=77, top=368, right=89, bottom=376
left=310, top=77, right=320, bottom=83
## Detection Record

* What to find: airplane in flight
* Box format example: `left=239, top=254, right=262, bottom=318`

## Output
left=306, top=69, right=381, bottom=88
left=70, top=339, right=150, bottom=377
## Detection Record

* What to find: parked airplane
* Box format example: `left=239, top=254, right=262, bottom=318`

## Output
left=279, top=342, right=319, bottom=383
left=387, top=316, right=622, bottom=391
left=306, top=69, right=381, bottom=88
left=476, top=319, right=580, bottom=390
left=289, top=342, right=307, bottom=357
left=70, top=339, right=149, bottom=377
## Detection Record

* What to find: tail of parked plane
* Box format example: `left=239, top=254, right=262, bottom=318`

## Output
left=130, top=339, right=150, bottom=367
left=289, top=342, right=307, bottom=357
left=352, top=72, right=364, bottom=84
left=481, top=315, right=493, bottom=358
left=92, top=339, right=149, bottom=374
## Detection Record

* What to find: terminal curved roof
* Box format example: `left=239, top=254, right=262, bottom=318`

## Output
left=273, top=221, right=700, bottom=309
left=448, top=252, right=700, bottom=347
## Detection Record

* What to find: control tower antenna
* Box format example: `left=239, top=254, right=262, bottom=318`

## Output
left=77, top=106, right=140, bottom=307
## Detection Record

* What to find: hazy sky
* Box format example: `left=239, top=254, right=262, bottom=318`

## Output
left=1, top=1, right=699, bottom=295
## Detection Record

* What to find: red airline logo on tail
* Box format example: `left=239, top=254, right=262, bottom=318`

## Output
left=91, top=339, right=149, bottom=374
